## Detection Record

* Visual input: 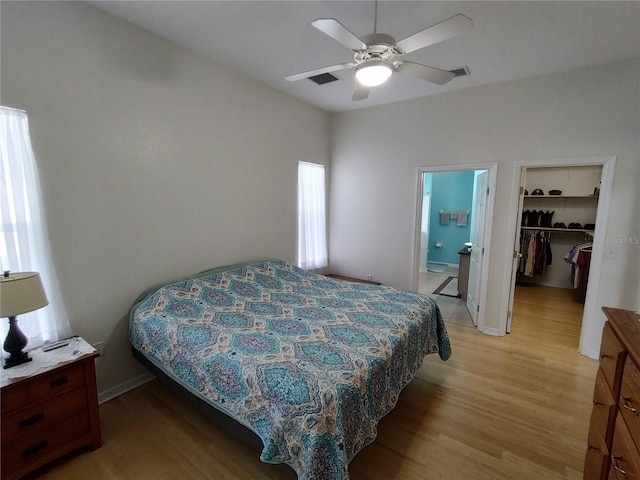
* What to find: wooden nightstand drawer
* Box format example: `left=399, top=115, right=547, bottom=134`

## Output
left=1, top=386, right=28, bottom=413
left=600, top=322, right=626, bottom=396
left=28, top=363, right=86, bottom=403
left=1, top=363, right=86, bottom=416
left=1, top=412, right=91, bottom=477
left=2, top=386, right=89, bottom=443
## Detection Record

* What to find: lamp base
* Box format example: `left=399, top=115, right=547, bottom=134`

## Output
left=4, top=351, right=32, bottom=369
left=3, top=315, right=32, bottom=369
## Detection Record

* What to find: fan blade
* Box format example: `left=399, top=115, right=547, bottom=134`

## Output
left=395, top=14, right=472, bottom=54
left=285, top=63, right=351, bottom=82
left=396, top=61, right=455, bottom=85
left=312, top=18, right=367, bottom=51
left=352, top=79, right=370, bottom=101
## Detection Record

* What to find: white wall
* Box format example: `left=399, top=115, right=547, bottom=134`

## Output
left=1, top=1, right=330, bottom=396
left=330, top=58, right=639, bottom=346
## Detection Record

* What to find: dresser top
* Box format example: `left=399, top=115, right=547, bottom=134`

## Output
left=602, top=306, right=640, bottom=366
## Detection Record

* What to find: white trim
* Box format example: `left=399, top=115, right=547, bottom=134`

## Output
left=504, top=156, right=616, bottom=358
left=97, top=371, right=155, bottom=404
left=477, top=325, right=504, bottom=336
left=580, top=157, right=615, bottom=357
left=412, top=163, right=498, bottom=333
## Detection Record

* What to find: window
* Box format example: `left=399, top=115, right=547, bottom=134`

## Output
left=1, top=106, right=70, bottom=348
left=297, top=161, right=328, bottom=270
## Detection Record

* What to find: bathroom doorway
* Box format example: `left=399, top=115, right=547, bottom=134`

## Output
left=413, top=164, right=497, bottom=330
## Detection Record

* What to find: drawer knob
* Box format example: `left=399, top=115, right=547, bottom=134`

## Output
left=19, top=412, right=44, bottom=429
left=21, top=440, right=47, bottom=458
left=50, top=375, right=69, bottom=388
left=600, top=352, right=609, bottom=359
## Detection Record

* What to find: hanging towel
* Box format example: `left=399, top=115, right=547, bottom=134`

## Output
left=440, top=211, right=450, bottom=225
left=457, top=212, right=468, bottom=226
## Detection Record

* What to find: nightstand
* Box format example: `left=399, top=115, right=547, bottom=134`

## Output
left=1, top=337, right=101, bottom=480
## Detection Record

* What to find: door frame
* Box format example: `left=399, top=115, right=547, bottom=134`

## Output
left=412, top=163, right=498, bottom=332
left=504, top=156, right=616, bottom=358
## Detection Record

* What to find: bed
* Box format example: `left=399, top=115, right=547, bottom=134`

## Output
left=129, top=259, right=451, bottom=480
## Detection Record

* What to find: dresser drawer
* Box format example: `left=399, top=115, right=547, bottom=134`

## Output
left=590, top=368, right=618, bottom=448
left=585, top=430, right=610, bottom=480
left=619, top=358, right=640, bottom=452
left=1, top=411, right=91, bottom=479
left=600, top=323, right=626, bottom=396
left=2, top=386, right=88, bottom=444
left=609, top=415, right=640, bottom=480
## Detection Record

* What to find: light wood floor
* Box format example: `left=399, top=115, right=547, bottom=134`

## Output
left=35, top=285, right=598, bottom=480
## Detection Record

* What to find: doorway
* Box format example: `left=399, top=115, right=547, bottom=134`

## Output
left=413, top=163, right=497, bottom=331
left=505, top=157, right=616, bottom=359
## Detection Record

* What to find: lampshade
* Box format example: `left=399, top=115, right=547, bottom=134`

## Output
left=355, top=60, right=393, bottom=87
left=0, top=272, right=49, bottom=318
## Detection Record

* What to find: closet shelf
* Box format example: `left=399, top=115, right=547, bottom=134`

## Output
left=523, top=195, right=598, bottom=199
left=521, top=226, right=595, bottom=234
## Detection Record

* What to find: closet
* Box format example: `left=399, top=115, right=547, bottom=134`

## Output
left=517, top=165, right=601, bottom=293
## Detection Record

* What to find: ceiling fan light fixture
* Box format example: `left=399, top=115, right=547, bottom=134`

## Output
left=355, top=60, right=393, bottom=87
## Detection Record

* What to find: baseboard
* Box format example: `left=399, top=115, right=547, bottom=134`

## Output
left=478, top=325, right=504, bottom=336
left=422, top=262, right=459, bottom=272
left=580, top=346, right=599, bottom=360
left=517, top=280, right=572, bottom=289
left=98, top=371, right=156, bottom=404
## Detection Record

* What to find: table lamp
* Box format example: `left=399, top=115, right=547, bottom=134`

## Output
left=0, top=271, right=49, bottom=368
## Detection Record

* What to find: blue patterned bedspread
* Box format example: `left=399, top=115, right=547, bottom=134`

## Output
left=130, top=260, right=450, bottom=480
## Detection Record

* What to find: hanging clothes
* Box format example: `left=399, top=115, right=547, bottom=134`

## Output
left=518, top=230, right=552, bottom=277
left=564, top=241, right=592, bottom=291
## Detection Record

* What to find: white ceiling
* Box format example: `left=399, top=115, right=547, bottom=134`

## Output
left=90, top=1, right=640, bottom=113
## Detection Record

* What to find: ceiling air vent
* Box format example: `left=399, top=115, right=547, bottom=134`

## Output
left=450, top=66, right=470, bottom=77
left=308, top=72, right=340, bottom=85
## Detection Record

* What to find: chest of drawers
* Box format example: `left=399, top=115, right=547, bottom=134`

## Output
left=584, top=307, right=640, bottom=480
left=1, top=343, right=101, bottom=480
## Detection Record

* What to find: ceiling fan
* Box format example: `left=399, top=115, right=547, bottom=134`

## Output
left=285, top=5, right=473, bottom=101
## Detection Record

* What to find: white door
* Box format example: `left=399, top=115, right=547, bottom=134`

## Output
left=466, top=171, right=487, bottom=325
left=419, top=193, right=431, bottom=271
left=506, top=168, right=527, bottom=333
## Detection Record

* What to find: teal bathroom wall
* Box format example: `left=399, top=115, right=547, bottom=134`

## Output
left=426, top=170, right=474, bottom=265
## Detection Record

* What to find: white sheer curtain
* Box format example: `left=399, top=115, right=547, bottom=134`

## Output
left=1, top=106, right=71, bottom=351
left=297, top=161, right=328, bottom=270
